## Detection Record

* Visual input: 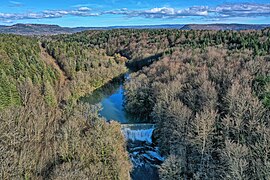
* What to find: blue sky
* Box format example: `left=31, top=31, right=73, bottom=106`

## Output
left=0, top=0, right=270, bottom=27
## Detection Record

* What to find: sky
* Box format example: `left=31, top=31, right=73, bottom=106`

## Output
left=0, top=0, right=270, bottom=27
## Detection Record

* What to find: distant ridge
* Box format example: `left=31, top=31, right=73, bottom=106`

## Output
left=0, top=24, right=94, bottom=35
left=0, top=23, right=269, bottom=35
left=180, top=24, right=270, bottom=31
left=0, top=24, right=185, bottom=35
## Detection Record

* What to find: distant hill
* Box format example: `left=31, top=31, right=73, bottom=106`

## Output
left=0, top=24, right=97, bottom=35
left=0, top=24, right=185, bottom=35
left=0, top=23, right=269, bottom=35
left=181, top=24, right=270, bottom=31
left=107, top=24, right=185, bottom=29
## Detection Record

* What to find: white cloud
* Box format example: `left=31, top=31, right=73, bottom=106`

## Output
left=211, top=3, right=270, bottom=18
left=9, top=1, right=23, bottom=7
left=147, top=7, right=175, bottom=14
left=104, top=6, right=209, bottom=19
left=0, top=7, right=97, bottom=22
left=78, top=7, right=91, bottom=11
left=107, top=3, right=270, bottom=19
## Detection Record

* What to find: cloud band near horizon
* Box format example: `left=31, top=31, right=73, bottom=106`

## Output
left=1, top=3, right=270, bottom=23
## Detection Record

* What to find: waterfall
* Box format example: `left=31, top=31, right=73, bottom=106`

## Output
left=121, top=124, right=155, bottom=143
left=122, top=128, right=154, bottom=143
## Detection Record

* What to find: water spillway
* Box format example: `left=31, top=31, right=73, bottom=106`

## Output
left=121, top=124, right=155, bottom=143
left=121, top=123, right=155, bottom=129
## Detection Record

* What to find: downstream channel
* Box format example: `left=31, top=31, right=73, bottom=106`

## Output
left=81, top=73, right=164, bottom=180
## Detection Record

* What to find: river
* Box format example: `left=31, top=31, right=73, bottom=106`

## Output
left=80, top=74, right=164, bottom=180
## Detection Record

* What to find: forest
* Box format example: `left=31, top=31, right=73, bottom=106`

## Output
left=122, top=30, right=270, bottom=179
left=0, top=34, right=130, bottom=179
left=0, top=28, right=270, bottom=179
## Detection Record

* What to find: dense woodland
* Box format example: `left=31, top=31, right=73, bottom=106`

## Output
left=121, top=30, right=270, bottom=179
left=0, top=34, right=130, bottom=179
left=0, top=28, right=270, bottom=179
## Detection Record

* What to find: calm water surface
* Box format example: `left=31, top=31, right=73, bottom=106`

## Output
left=99, top=85, right=128, bottom=123
left=81, top=74, right=137, bottom=123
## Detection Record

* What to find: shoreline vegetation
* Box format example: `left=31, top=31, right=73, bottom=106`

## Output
left=1, top=28, right=270, bottom=179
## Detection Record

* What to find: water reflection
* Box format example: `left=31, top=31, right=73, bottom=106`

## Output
left=98, top=85, right=128, bottom=123
left=80, top=77, right=122, bottom=105
left=81, top=74, right=135, bottom=123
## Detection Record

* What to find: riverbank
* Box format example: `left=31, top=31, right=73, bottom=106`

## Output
left=81, top=73, right=164, bottom=179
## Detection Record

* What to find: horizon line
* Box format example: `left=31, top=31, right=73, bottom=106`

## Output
left=1, top=22, right=270, bottom=28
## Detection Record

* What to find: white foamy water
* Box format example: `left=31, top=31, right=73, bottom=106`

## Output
left=122, top=128, right=154, bottom=143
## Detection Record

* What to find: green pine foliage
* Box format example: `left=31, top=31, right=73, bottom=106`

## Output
left=47, top=28, right=270, bottom=69
left=0, top=34, right=59, bottom=109
left=254, top=75, right=270, bottom=108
